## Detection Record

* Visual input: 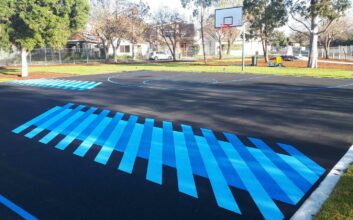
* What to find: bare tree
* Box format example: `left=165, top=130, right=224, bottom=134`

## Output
left=225, top=28, right=240, bottom=55
left=204, top=16, right=226, bottom=59
left=125, top=1, right=150, bottom=60
left=89, top=0, right=130, bottom=62
left=319, top=16, right=351, bottom=59
left=181, top=0, right=219, bottom=64
left=155, top=8, right=185, bottom=61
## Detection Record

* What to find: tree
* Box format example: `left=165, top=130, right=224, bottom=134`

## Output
left=287, top=0, right=351, bottom=68
left=0, top=0, right=89, bottom=77
left=204, top=16, right=226, bottom=59
left=181, top=0, right=220, bottom=64
left=225, top=28, right=240, bottom=55
left=289, top=31, right=310, bottom=46
left=319, top=16, right=351, bottom=59
left=89, top=5, right=130, bottom=62
left=155, top=8, right=185, bottom=61
left=125, top=1, right=150, bottom=60
left=272, top=31, right=289, bottom=47
left=243, top=0, right=288, bottom=62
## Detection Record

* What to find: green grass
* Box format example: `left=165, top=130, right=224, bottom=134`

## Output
left=0, top=78, right=13, bottom=83
left=315, top=165, right=353, bottom=220
left=0, top=62, right=352, bottom=79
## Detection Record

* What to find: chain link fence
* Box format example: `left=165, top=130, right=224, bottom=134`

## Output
left=0, top=48, right=107, bottom=66
left=319, top=45, right=353, bottom=60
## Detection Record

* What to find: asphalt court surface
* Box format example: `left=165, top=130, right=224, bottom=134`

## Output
left=1, top=71, right=353, bottom=219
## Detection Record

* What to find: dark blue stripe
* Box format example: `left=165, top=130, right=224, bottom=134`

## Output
left=115, top=115, right=139, bottom=151
left=137, top=118, right=154, bottom=159
left=278, top=143, right=325, bottom=176
left=46, top=105, right=85, bottom=131
left=201, top=129, right=245, bottom=189
left=182, top=125, right=207, bottom=177
left=61, top=107, right=97, bottom=136
left=249, top=138, right=312, bottom=192
left=95, top=113, right=124, bottom=146
left=77, top=110, right=110, bottom=140
left=163, top=121, right=175, bottom=167
left=0, top=195, right=38, bottom=220
left=224, top=133, right=294, bottom=204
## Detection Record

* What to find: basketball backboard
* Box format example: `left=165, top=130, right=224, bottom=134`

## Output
left=215, top=7, right=243, bottom=28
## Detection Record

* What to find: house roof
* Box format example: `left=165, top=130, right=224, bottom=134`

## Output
left=68, top=33, right=100, bottom=44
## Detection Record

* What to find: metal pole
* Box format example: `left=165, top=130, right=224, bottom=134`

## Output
left=242, top=25, right=245, bottom=72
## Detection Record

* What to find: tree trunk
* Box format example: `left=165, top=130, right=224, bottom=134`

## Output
left=308, top=15, right=319, bottom=68
left=112, top=41, right=117, bottom=63
left=21, top=48, right=29, bottom=77
left=200, top=7, right=207, bottom=64
left=219, top=39, right=223, bottom=60
left=132, top=43, right=135, bottom=60
left=324, top=37, right=332, bottom=60
left=227, top=39, right=231, bottom=55
left=261, top=38, right=268, bottom=63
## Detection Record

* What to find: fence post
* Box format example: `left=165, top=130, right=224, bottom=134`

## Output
left=44, top=47, right=47, bottom=65
left=338, top=45, right=341, bottom=59
left=58, top=49, right=62, bottom=64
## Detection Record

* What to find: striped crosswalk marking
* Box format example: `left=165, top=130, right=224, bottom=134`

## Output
left=12, top=103, right=326, bottom=219
left=8, top=79, right=102, bottom=91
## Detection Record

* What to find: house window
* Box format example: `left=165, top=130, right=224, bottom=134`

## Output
left=120, top=45, right=131, bottom=53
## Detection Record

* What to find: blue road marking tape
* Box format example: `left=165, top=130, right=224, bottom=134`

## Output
left=0, top=195, right=38, bottom=220
left=13, top=103, right=326, bottom=219
left=8, top=79, right=102, bottom=91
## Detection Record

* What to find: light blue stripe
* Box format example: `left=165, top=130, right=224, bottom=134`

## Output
left=278, top=143, right=325, bottom=176
left=25, top=108, right=73, bottom=139
left=194, top=135, right=241, bottom=214
left=69, top=81, right=89, bottom=90
left=61, top=80, right=81, bottom=89
left=94, top=120, right=127, bottom=165
left=279, top=154, right=320, bottom=185
left=146, top=127, right=163, bottom=185
left=78, top=82, right=96, bottom=90
left=59, top=80, right=79, bottom=89
left=219, top=141, right=283, bottom=219
left=74, top=81, right=91, bottom=90
left=249, top=138, right=312, bottom=192
left=225, top=133, right=303, bottom=204
left=86, top=82, right=102, bottom=90
left=174, top=131, right=198, bottom=198
left=75, top=81, right=92, bottom=90
left=52, top=80, right=77, bottom=88
left=247, top=148, right=304, bottom=204
left=55, top=114, right=97, bottom=150
left=12, top=106, right=61, bottom=134
left=39, top=79, right=58, bottom=87
left=95, top=113, right=124, bottom=147
left=74, top=117, right=112, bottom=157
left=39, top=111, right=85, bottom=144
left=0, top=195, right=38, bottom=220
left=118, top=123, right=144, bottom=173
left=42, top=80, right=67, bottom=88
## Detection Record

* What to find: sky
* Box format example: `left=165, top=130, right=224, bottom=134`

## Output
left=148, top=0, right=185, bottom=13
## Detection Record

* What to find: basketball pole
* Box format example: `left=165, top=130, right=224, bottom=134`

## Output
left=242, top=24, right=245, bottom=72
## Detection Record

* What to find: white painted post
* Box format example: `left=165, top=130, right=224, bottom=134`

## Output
left=338, top=45, right=341, bottom=59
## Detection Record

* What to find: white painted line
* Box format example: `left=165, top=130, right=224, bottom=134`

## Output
left=291, top=145, right=353, bottom=220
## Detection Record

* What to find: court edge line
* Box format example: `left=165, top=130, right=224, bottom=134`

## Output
left=0, top=195, right=38, bottom=220
left=291, top=144, right=353, bottom=220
